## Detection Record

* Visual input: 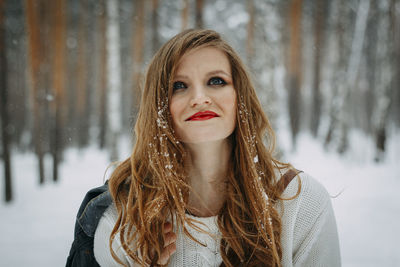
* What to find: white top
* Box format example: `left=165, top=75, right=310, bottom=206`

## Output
left=94, top=172, right=341, bottom=266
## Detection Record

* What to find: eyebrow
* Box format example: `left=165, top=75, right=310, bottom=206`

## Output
left=174, top=70, right=232, bottom=80
left=208, top=70, right=231, bottom=78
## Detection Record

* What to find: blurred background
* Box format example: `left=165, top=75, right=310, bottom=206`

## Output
left=0, top=0, right=399, bottom=266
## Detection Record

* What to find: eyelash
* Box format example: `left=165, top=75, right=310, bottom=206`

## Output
left=209, top=77, right=227, bottom=86
left=172, top=77, right=227, bottom=91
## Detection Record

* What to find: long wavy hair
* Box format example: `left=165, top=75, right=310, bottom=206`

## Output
left=108, top=29, right=294, bottom=266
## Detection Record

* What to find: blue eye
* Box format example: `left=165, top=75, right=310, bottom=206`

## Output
left=173, top=81, right=187, bottom=91
left=208, top=77, right=226, bottom=86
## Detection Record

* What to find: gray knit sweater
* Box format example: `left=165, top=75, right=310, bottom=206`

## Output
left=94, top=172, right=341, bottom=266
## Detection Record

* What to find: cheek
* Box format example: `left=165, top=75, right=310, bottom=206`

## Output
left=169, top=97, right=183, bottom=125
left=223, top=90, right=237, bottom=120
left=230, top=101, right=237, bottom=127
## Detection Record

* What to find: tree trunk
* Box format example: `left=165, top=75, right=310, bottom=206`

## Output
left=0, top=0, right=12, bottom=202
left=7, top=1, right=27, bottom=148
left=65, top=1, right=79, bottom=148
left=98, top=0, right=107, bottom=149
left=287, top=0, right=303, bottom=148
left=181, top=0, right=189, bottom=30
left=246, top=0, right=255, bottom=68
left=337, top=0, right=370, bottom=154
left=151, top=0, right=159, bottom=54
left=364, top=0, right=378, bottom=133
left=310, top=0, right=326, bottom=137
left=132, top=0, right=145, bottom=108
left=195, top=0, right=204, bottom=29
left=107, top=0, right=122, bottom=161
left=76, top=0, right=89, bottom=148
left=51, top=0, right=66, bottom=182
left=393, top=0, right=400, bottom=126
left=324, top=0, right=346, bottom=147
left=373, top=0, right=396, bottom=161
left=25, top=0, right=45, bottom=184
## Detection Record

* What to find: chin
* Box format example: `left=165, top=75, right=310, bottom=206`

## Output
left=179, top=131, right=234, bottom=144
left=182, top=138, right=222, bottom=144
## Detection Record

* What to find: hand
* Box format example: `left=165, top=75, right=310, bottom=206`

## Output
left=157, top=222, right=177, bottom=265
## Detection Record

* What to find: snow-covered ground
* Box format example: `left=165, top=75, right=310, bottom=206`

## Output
left=0, top=132, right=399, bottom=266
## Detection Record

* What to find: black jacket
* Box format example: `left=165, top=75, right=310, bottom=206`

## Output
left=66, top=182, right=112, bottom=267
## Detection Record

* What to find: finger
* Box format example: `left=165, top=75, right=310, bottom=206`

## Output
left=163, top=222, right=172, bottom=233
left=164, top=232, right=177, bottom=247
left=158, top=243, right=177, bottom=265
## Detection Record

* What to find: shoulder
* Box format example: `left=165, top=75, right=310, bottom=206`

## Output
left=280, top=171, right=331, bottom=211
left=278, top=171, right=333, bottom=233
left=97, top=203, right=119, bottom=228
left=277, top=170, right=334, bottom=242
left=93, top=203, right=119, bottom=244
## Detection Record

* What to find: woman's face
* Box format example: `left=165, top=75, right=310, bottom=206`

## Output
left=169, top=47, right=237, bottom=144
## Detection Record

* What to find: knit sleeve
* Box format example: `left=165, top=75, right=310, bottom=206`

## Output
left=93, top=205, right=135, bottom=266
left=278, top=172, right=341, bottom=267
left=292, top=191, right=341, bottom=266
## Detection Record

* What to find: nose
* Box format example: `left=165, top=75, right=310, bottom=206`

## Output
left=189, top=85, right=212, bottom=107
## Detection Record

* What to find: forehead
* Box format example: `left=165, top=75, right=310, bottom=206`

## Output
left=175, top=47, right=231, bottom=74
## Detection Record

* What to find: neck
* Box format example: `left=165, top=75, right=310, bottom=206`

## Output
left=184, top=139, right=232, bottom=217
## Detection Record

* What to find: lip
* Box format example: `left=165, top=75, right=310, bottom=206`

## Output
left=186, top=111, right=220, bottom=121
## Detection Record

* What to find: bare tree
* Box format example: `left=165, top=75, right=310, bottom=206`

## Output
left=195, top=0, right=204, bottom=29
left=76, top=0, right=90, bottom=148
left=324, top=0, right=347, bottom=147
left=287, top=0, right=303, bottom=148
left=310, top=0, right=327, bottom=137
left=246, top=0, right=255, bottom=67
left=131, top=0, right=145, bottom=108
left=337, top=0, right=370, bottom=153
left=151, top=0, right=160, bottom=54
left=98, top=0, right=108, bottom=149
left=393, top=0, right=400, bottom=126
left=372, top=0, right=396, bottom=161
left=364, top=0, right=379, bottom=133
left=25, top=0, right=45, bottom=184
left=107, top=0, right=122, bottom=160
left=0, top=0, right=12, bottom=201
left=50, top=0, right=66, bottom=182
left=6, top=1, right=27, bottom=148
left=181, top=0, right=189, bottom=30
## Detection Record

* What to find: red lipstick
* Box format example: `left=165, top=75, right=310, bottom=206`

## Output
left=186, top=111, right=219, bottom=121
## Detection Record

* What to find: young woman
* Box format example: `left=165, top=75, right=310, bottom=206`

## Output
left=67, top=29, right=340, bottom=267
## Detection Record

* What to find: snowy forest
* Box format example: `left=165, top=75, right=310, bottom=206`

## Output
left=0, top=0, right=400, bottom=266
